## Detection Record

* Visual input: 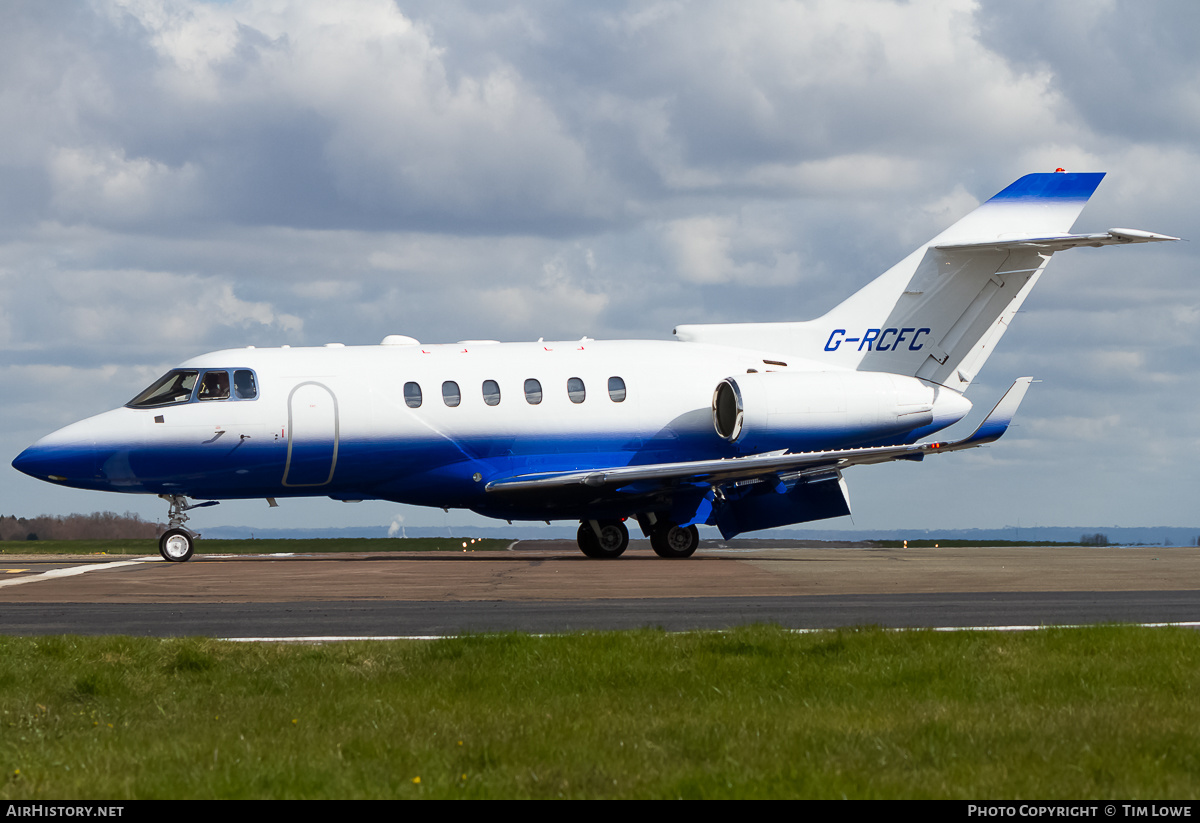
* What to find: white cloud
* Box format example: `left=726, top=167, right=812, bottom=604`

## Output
left=106, top=0, right=610, bottom=228
left=475, top=251, right=610, bottom=336
left=8, top=267, right=301, bottom=350
left=662, top=216, right=735, bottom=284
left=3, top=362, right=137, bottom=431
left=48, top=147, right=200, bottom=225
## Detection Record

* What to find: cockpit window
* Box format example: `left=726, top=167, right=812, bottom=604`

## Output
left=234, top=369, right=258, bottom=400
left=198, top=370, right=230, bottom=401
left=127, top=368, right=259, bottom=409
left=126, top=370, right=199, bottom=408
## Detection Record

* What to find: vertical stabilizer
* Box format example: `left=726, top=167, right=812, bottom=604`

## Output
left=674, top=173, right=1116, bottom=391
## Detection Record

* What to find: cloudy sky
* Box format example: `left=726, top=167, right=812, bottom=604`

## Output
left=3, top=0, right=1197, bottom=535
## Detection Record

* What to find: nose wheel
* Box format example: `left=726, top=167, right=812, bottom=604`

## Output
left=159, top=528, right=195, bottom=562
left=157, top=494, right=217, bottom=562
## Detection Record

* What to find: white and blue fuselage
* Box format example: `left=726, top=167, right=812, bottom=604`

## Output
left=14, top=339, right=969, bottom=521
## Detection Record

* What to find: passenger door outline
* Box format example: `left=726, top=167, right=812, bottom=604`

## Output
left=282, top=381, right=339, bottom=487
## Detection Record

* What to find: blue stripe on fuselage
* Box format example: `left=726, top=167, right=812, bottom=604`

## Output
left=13, top=418, right=943, bottom=505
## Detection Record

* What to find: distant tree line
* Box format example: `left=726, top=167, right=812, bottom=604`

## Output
left=1079, top=533, right=1110, bottom=546
left=0, top=512, right=163, bottom=541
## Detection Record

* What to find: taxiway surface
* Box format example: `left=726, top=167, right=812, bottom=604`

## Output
left=2, top=542, right=1198, bottom=636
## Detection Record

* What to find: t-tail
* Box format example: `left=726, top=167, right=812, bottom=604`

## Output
left=675, top=172, right=1178, bottom=391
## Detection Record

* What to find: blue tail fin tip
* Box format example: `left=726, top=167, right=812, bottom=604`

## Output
left=987, top=172, right=1105, bottom=203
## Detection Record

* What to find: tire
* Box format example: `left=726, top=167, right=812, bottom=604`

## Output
left=650, top=524, right=699, bottom=558
left=159, top=528, right=195, bottom=562
left=576, top=520, right=629, bottom=558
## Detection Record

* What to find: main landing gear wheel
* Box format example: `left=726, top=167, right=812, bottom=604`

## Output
left=577, top=519, right=629, bottom=558
left=650, top=524, right=700, bottom=558
left=159, top=528, right=195, bottom=562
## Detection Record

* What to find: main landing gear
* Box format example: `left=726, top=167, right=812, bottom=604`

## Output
left=577, top=519, right=630, bottom=558
left=574, top=517, right=701, bottom=559
left=157, top=494, right=218, bottom=562
left=649, top=523, right=700, bottom=559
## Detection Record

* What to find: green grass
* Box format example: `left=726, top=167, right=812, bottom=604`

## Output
left=1, top=626, right=1199, bottom=798
left=0, top=537, right=511, bottom=556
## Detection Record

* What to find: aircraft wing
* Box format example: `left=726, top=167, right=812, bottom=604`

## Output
left=486, top=377, right=1034, bottom=495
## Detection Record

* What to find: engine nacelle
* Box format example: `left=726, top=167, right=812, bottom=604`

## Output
left=711, top=370, right=972, bottom=449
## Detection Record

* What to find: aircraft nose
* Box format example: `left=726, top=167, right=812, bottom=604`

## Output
left=13, top=408, right=148, bottom=490
left=11, top=446, right=39, bottom=478
left=11, top=416, right=107, bottom=487
left=12, top=440, right=97, bottom=485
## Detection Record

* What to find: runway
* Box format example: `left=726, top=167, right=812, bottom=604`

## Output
left=1, top=542, right=1198, bottom=636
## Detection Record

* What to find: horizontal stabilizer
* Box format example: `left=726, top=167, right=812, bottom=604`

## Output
left=936, top=228, right=1180, bottom=253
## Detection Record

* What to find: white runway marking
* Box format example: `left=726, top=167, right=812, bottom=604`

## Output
left=927, top=622, right=1200, bottom=632
left=0, top=557, right=156, bottom=589
left=219, top=623, right=1200, bottom=643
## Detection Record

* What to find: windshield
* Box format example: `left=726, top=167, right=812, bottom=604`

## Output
left=127, top=370, right=199, bottom=408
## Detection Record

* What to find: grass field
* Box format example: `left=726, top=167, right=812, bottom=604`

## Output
left=0, top=537, right=512, bottom=556
left=1, top=626, right=1198, bottom=799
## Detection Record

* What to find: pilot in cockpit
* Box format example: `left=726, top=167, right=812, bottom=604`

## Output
left=198, top=370, right=230, bottom=401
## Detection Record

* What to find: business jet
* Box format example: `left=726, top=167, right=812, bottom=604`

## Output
left=12, top=171, right=1177, bottom=562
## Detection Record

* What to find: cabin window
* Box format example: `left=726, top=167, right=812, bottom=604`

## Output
left=524, top=378, right=543, bottom=405
left=567, top=377, right=586, bottom=404
left=126, top=370, right=199, bottom=408
left=404, top=382, right=422, bottom=408
left=234, top=370, right=258, bottom=400
left=197, top=370, right=230, bottom=401
left=608, top=376, right=626, bottom=403
left=442, top=381, right=461, bottom=407
left=482, top=380, right=501, bottom=406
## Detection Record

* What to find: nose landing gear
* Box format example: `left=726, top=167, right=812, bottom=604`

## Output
left=157, top=495, right=218, bottom=562
left=159, top=528, right=195, bottom=562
